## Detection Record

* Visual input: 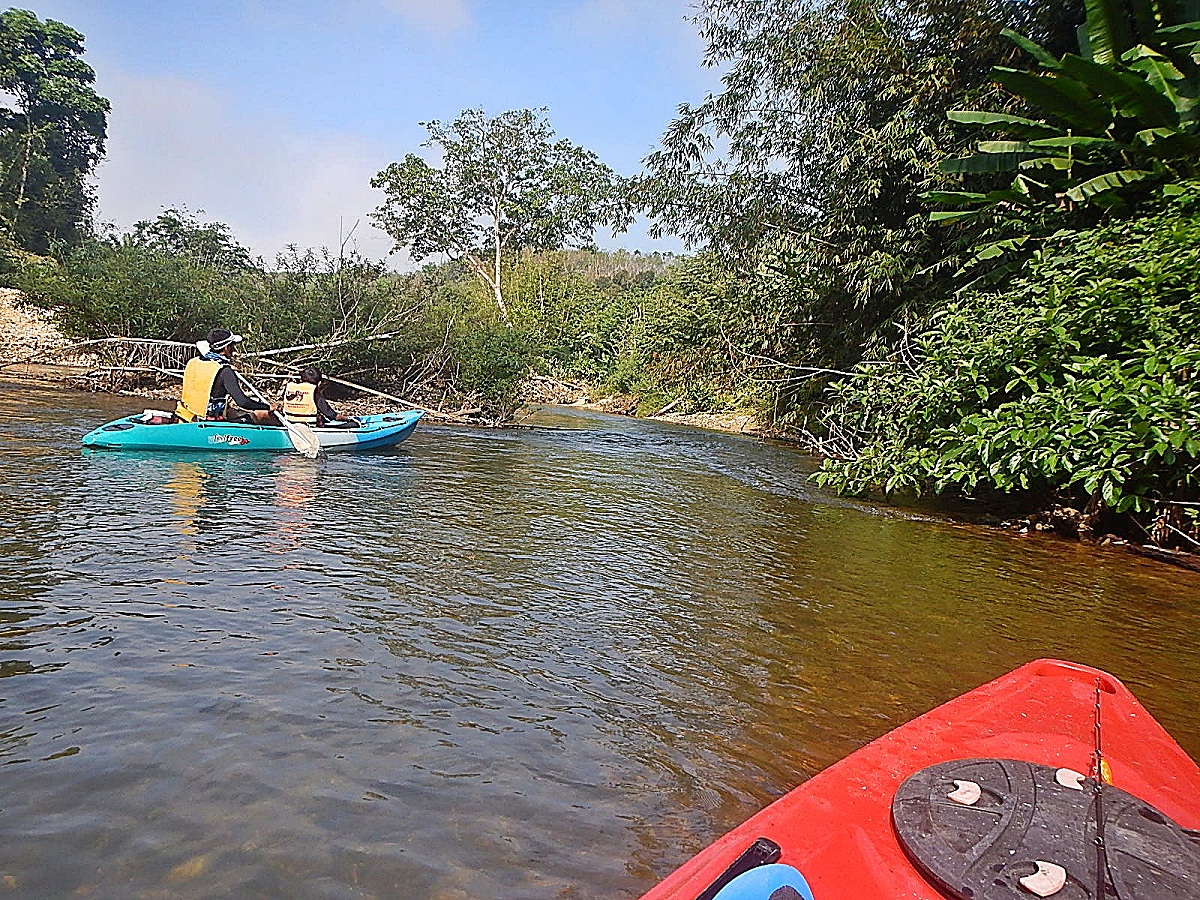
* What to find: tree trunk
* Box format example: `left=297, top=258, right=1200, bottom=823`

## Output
left=491, top=200, right=510, bottom=326
left=493, top=279, right=510, bottom=325
left=10, top=119, right=35, bottom=232
left=462, top=253, right=510, bottom=326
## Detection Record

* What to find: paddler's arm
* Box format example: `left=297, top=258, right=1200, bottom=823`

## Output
left=315, top=392, right=342, bottom=421
left=217, top=366, right=271, bottom=411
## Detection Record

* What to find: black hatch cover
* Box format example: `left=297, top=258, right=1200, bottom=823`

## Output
left=892, top=758, right=1200, bottom=899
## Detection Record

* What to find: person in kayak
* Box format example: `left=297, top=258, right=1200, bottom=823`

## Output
left=282, top=367, right=357, bottom=427
left=175, top=328, right=280, bottom=424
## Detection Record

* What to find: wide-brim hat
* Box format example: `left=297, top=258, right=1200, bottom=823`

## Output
left=205, top=328, right=244, bottom=352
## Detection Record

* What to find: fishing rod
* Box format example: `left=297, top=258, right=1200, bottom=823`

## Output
left=1092, top=677, right=1109, bottom=899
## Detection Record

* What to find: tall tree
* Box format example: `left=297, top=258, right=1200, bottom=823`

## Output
left=0, top=8, right=108, bottom=254
left=371, top=108, right=631, bottom=324
left=640, top=0, right=1083, bottom=356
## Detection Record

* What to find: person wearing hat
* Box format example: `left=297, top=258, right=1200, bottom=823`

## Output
left=175, top=327, right=279, bottom=424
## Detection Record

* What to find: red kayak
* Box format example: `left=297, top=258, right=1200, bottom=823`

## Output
left=640, top=659, right=1200, bottom=900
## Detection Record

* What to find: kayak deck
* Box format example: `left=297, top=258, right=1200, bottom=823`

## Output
left=640, top=659, right=1200, bottom=900
left=81, top=411, right=422, bottom=453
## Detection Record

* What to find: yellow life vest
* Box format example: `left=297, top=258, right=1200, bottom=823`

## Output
left=283, top=381, right=319, bottom=424
left=175, top=358, right=223, bottom=422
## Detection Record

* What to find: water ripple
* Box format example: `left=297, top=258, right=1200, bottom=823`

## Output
left=1, top=391, right=1199, bottom=897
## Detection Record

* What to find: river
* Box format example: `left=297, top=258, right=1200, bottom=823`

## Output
left=2, top=381, right=1198, bottom=899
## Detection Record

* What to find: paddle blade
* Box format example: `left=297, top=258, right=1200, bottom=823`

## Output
left=288, top=422, right=321, bottom=459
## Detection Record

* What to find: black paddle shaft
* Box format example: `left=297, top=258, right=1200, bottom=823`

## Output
left=694, top=837, right=782, bottom=900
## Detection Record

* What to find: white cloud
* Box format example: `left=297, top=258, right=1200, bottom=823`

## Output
left=380, top=0, right=472, bottom=36
left=92, top=71, right=403, bottom=266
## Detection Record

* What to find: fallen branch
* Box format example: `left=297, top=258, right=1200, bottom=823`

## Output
left=527, top=372, right=586, bottom=392
left=0, top=335, right=193, bottom=371
left=79, top=365, right=294, bottom=383
left=241, top=330, right=404, bottom=359
left=1163, top=520, right=1200, bottom=548
left=653, top=395, right=684, bottom=417
left=323, top=374, right=478, bottom=424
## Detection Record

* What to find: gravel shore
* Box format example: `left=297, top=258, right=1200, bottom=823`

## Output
left=0, top=288, right=71, bottom=359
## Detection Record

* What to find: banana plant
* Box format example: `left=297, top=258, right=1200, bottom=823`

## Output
left=930, top=0, right=1200, bottom=218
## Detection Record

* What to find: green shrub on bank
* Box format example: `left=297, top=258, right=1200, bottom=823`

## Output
left=505, top=250, right=644, bottom=382
left=17, top=238, right=237, bottom=340
left=491, top=249, right=777, bottom=417
left=817, top=181, right=1200, bottom=515
left=454, top=323, right=536, bottom=415
left=604, top=254, right=782, bottom=415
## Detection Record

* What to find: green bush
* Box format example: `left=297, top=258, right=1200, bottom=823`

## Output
left=17, top=238, right=237, bottom=340
left=817, top=181, right=1200, bottom=515
left=452, top=323, right=536, bottom=416
left=578, top=254, right=780, bottom=413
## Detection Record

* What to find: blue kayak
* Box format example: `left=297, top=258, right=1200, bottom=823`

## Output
left=82, top=411, right=422, bottom=453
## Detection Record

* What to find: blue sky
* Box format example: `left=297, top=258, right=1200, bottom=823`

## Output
left=25, top=0, right=715, bottom=264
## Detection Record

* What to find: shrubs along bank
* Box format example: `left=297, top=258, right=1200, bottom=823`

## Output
left=816, top=182, right=1200, bottom=547
left=5, top=210, right=777, bottom=425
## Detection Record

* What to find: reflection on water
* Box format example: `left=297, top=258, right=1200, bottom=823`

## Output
left=1, top=381, right=1198, bottom=898
left=166, top=460, right=208, bottom=535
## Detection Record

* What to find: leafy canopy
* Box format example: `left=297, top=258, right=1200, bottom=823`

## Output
left=637, top=0, right=1083, bottom=387
left=639, top=0, right=1080, bottom=266
left=932, top=0, right=1200, bottom=218
left=0, top=8, right=108, bottom=253
left=370, top=108, right=631, bottom=322
left=131, top=207, right=256, bottom=275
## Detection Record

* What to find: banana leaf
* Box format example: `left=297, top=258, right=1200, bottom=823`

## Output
left=1001, top=28, right=1064, bottom=69
left=929, top=210, right=983, bottom=222
left=954, top=236, right=1032, bottom=274
left=923, top=191, right=992, bottom=204
left=946, top=110, right=1063, bottom=138
left=1083, top=0, right=1133, bottom=64
left=1018, top=155, right=1081, bottom=170
left=992, top=68, right=1113, bottom=132
left=923, top=187, right=1038, bottom=206
left=938, top=151, right=1041, bottom=174
left=1059, top=54, right=1180, bottom=126
left=1121, top=44, right=1185, bottom=74
left=1156, top=22, right=1200, bottom=42
left=1125, top=52, right=1193, bottom=114
left=1064, top=167, right=1155, bottom=201
left=977, top=140, right=1036, bottom=153
left=1028, top=135, right=1125, bottom=149
left=1132, top=127, right=1200, bottom=156
left=972, top=237, right=1029, bottom=260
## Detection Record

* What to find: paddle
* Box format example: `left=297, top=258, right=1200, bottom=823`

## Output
left=194, top=339, right=321, bottom=459
left=234, top=371, right=321, bottom=459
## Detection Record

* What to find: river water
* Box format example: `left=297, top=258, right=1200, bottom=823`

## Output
left=1, top=381, right=1198, bottom=899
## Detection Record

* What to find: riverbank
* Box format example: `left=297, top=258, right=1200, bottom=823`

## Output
left=0, top=287, right=70, bottom=358
left=5, top=289, right=1196, bottom=569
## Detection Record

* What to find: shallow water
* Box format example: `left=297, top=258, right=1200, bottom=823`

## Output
left=2, top=381, right=1198, bottom=898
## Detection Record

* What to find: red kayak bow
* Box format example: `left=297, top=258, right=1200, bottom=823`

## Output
left=640, top=659, right=1200, bottom=900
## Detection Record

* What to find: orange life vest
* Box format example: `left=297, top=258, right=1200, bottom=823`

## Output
left=283, top=381, right=319, bottom=424
left=175, top=358, right=223, bottom=422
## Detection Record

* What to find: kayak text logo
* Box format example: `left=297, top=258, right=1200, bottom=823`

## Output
left=209, top=434, right=251, bottom=446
